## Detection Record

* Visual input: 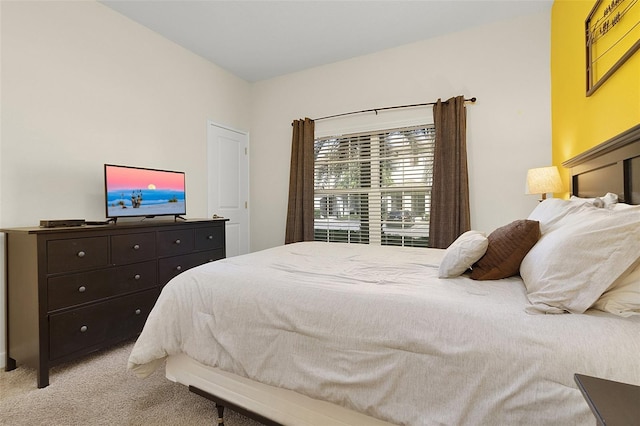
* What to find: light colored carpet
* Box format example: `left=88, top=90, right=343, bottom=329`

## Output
left=0, top=340, right=261, bottom=426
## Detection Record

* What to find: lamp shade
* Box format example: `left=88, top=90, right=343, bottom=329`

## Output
left=526, top=166, right=563, bottom=199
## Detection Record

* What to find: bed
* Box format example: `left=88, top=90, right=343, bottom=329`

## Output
left=128, top=124, right=640, bottom=426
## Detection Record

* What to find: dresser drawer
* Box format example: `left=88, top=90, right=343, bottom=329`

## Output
left=48, top=261, right=157, bottom=311
left=194, top=226, right=224, bottom=251
left=47, top=237, right=109, bottom=273
left=157, top=229, right=194, bottom=256
left=158, top=249, right=224, bottom=286
left=111, top=232, right=156, bottom=265
left=49, top=288, right=158, bottom=360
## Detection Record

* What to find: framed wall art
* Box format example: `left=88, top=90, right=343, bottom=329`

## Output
left=586, top=0, right=640, bottom=96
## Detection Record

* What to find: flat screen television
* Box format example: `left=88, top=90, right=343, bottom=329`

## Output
left=104, top=164, right=186, bottom=221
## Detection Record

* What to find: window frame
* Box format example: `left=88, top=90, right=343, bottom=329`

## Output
left=313, top=124, right=435, bottom=247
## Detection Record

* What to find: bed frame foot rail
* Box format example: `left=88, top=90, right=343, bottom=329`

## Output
left=188, top=385, right=284, bottom=426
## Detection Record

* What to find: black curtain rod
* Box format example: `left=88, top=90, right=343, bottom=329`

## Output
left=312, top=97, right=477, bottom=122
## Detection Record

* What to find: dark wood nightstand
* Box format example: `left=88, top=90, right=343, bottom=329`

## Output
left=574, top=373, right=640, bottom=426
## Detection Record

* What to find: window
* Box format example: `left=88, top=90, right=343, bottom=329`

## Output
left=314, top=125, right=435, bottom=247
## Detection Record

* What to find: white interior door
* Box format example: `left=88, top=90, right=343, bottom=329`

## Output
left=207, top=121, right=249, bottom=257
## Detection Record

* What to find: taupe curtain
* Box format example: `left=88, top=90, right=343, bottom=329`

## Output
left=285, top=118, right=315, bottom=244
left=428, top=96, right=471, bottom=248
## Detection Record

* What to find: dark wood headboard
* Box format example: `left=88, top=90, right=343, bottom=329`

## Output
left=562, top=124, right=640, bottom=205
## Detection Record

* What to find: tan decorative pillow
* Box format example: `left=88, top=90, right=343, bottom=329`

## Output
left=438, top=230, right=488, bottom=278
left=470, top=220, right=540, bottom=280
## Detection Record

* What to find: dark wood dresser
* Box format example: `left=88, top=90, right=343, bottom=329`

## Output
left=2, top=218, right=227, bottom=388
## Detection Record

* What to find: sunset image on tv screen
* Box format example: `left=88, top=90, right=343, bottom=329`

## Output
left=105, top=165, right=185, bottom=218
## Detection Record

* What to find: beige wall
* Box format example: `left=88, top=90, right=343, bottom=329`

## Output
left=1, top=1, right=250, bottom=226
left=0, top=1, right=251, bottom=366
left=250, top=11, right=552, bottom=251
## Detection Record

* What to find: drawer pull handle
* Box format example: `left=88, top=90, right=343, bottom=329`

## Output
left=207, top=235, right=213, bottom=240
left=134, top=274, right=141, bottom=280
left=77, top=251, right=86, bottom=258
left=80, top=325, right=88, bottom=333
left=78, top=286, right=86, bottom=293
left=175, top=239, right=181, bottom=245
left=176, top=265, right=182, bottom=271
left=135, top=309, right=141, bottom=315
left=133, top=244, right=140, bottom=250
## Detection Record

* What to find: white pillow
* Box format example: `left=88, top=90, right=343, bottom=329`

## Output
left=600, top=203, right=640, bottom=316
left=438, top=231, right=488, bottom=278
left=612, top=202, right=639, bottom=211
left=570, top=192, right=618, bottom=208
left=592, top=261, right=640, bottom=317
left=520, top=206, right=640, bottom=314
left=527, top=198, right=587, bottom=234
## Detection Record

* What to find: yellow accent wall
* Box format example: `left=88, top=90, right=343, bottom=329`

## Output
left=551, top=0, right=640, bottom=194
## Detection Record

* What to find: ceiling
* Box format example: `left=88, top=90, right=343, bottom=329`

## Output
left=100, top=1, right=553, bottom=82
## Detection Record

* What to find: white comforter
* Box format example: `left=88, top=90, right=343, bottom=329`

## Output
left=128, top=242, right=640, bottom=425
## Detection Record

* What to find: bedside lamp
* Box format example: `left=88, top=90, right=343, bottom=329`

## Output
left=526, top=166, right=563, bottom=201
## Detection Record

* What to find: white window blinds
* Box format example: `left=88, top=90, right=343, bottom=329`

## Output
left=314, top=125, right=435, bottom=247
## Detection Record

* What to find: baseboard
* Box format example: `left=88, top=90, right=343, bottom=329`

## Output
left=0, top=351, right=6, bottom=369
